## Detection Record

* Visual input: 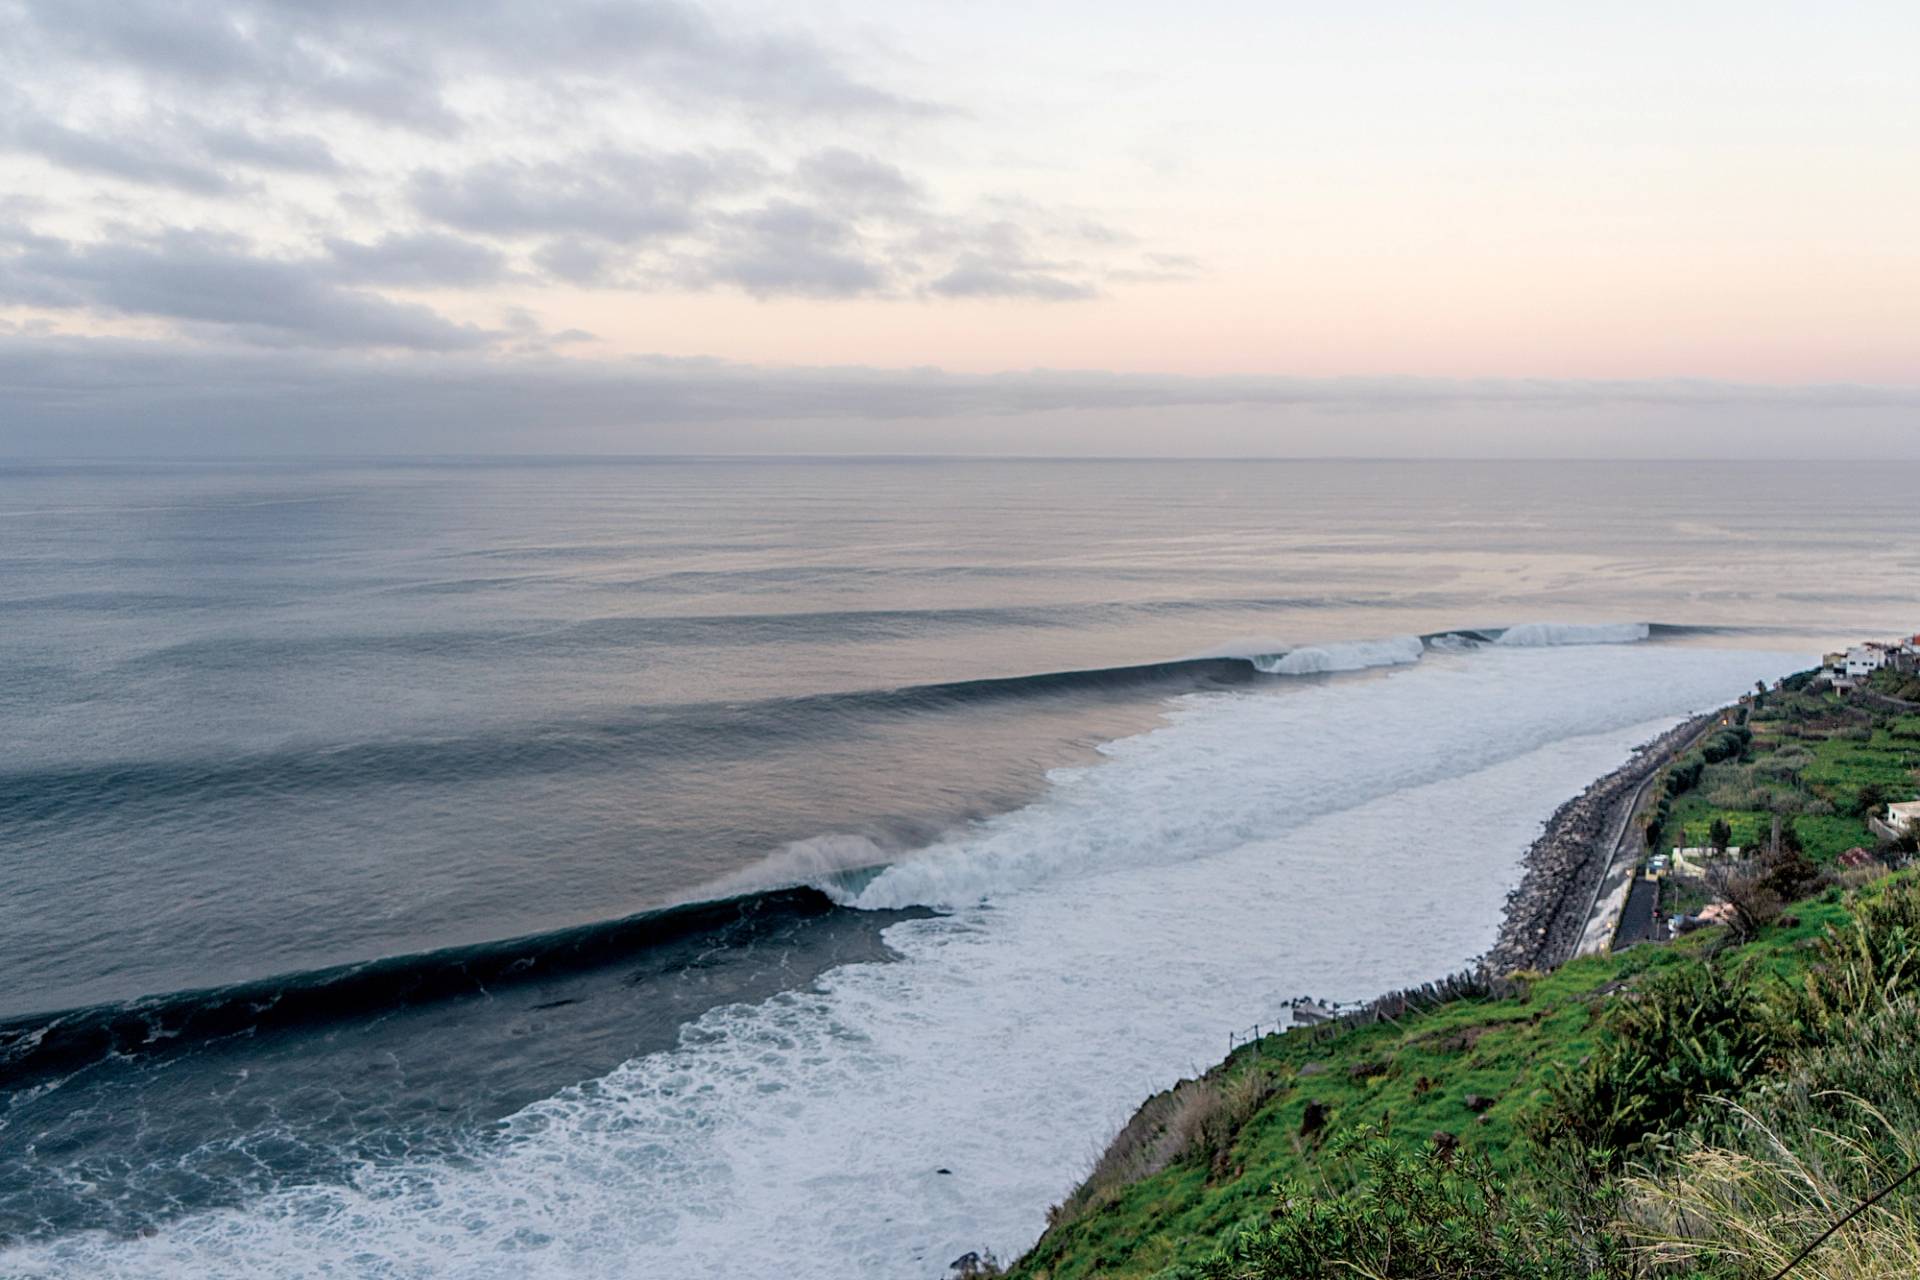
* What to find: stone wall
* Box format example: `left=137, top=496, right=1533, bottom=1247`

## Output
left=1479, top=712, right=1719, bottom=975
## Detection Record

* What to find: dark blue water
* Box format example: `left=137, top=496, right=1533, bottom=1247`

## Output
left=1, top=457, right=1916, bottom=1258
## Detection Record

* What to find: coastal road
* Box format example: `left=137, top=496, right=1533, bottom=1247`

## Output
left=1572, top=713, right=1719, bottom=958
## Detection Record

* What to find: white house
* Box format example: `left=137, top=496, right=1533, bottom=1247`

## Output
left=1888, top=800, right=1920, bottom=835
left=1845, top=644, right=1891, bottom=679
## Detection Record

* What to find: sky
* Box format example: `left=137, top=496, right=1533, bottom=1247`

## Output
left=1, top=0, right=1917, bottom=456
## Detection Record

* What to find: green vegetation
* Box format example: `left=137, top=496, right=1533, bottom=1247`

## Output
left=1005, top=874, right=1920, bottom=1280
left=1660, top=685, right=1920, bottom=863
left=1866, top=664, right=1920, bottom=704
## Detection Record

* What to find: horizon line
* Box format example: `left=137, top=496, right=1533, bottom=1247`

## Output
left=7, top=452, right=1920, bottom=466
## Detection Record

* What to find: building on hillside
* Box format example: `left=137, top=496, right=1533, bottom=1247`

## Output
left=1888, top=799, right=1920, bottom=835
left=1846, top=644, right=1892, bottom=678
left=1821, top=635, right=1919, bottom=691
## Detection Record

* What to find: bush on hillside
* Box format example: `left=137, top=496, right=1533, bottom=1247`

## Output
left=1170, top=1132, right=1605, bottom=1280
left=1528, top=962, right=1774, bottom=1163
left=1783, top=878, right=1920, bottom=1035
left=1631, top=992, right=1920, bottom=1276
left=1700, top=726, right=1752, bottom=764
left=1665, top=756, right=1707, bottom=798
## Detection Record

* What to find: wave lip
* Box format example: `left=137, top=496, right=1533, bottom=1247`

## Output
left=1251, top=635, right=1425, bottom=675
left=1493, top=622, right=1651, bottom=647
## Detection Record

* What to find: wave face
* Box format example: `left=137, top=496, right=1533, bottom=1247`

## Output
left=0, top=888, right=870, bottom=1086
left=1, top=642, right=1808, bottom=1279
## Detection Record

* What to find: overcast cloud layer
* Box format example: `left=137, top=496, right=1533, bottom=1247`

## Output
left=1, top=0, right=1917, bottom=455
left=5, top=331, right=1920, bottom=458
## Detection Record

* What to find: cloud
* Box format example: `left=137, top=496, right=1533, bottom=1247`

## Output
left=0, top=0, right=1186, bottom=341
left=402, top=147, right=1140, bottom=300
left=198, top=124, right=340, bottom=175
left=796, top=148, right=922, bottom=210
left=928, top=255, right=1097, bottom=300
left=680, top=201, right=889, bottom=297
left=5, top=334, right=1919, bottom=456
left=411, top=150, right=762, bottom=243
left=323, top=232, right=510, bottom=289
left=922, top=222, right=1098, bottom=300
left=532, top=237, right=621, bottom=286
left=0, top=231, right=494, bottom=349
left=5, top=116, right=236, bottom=195
left=1, top=0, right=932, bottom=137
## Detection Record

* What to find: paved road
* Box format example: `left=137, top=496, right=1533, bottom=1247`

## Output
left=1573, top=712, right=1719, bottom=958
left=1613, top=875, right=1664, bottom=946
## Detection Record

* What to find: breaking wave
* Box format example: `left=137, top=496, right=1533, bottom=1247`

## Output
left=1494, top=621, right=1652, bottom=647
left=1250, top=634, right=1425, bottom=674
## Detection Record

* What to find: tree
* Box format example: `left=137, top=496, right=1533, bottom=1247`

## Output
left=1708, top=817, right=1732, bottom=852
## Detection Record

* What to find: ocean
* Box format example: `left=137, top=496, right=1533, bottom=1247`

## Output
left=1, top=457, right=1916, bottom=1278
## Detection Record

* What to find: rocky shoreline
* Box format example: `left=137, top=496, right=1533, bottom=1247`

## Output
left=1478, top=710, right=1720, bottom=975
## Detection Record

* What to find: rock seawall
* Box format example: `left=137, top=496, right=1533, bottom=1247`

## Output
left=1480, top=712, right=1719, bottom=975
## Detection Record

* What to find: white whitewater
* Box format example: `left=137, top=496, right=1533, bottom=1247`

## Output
left=1495, top=621, right=1651, bottom=647
left=6, top=642, right=1805, bottom=1280
left=1250, top=634, right=1425, bottom=676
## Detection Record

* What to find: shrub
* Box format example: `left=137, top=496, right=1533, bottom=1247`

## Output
left=1784, top=880, right=1920, bottom=1035
left=1701, top=726, right=1752, bottom=764
left=1665, top=756, right=1707, bottom=798
left=1172, top=1132, right=1605, bottom=1280
left=1856, top=782, right=1889, bottom=817
left=1720, top=871, right=1784, bottom=942
left=1630, top=995, right=1920, bottom=1278
left=1529, top=962, right=1774, bottom=1162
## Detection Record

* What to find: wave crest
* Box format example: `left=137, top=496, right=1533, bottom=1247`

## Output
left=1494, top=622, right=1650, bottom=647
left=1252, top=635, right=1426, bottom=675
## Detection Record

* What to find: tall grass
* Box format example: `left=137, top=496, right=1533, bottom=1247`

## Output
left=1627, top=1099, right=1920, bottom=1279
